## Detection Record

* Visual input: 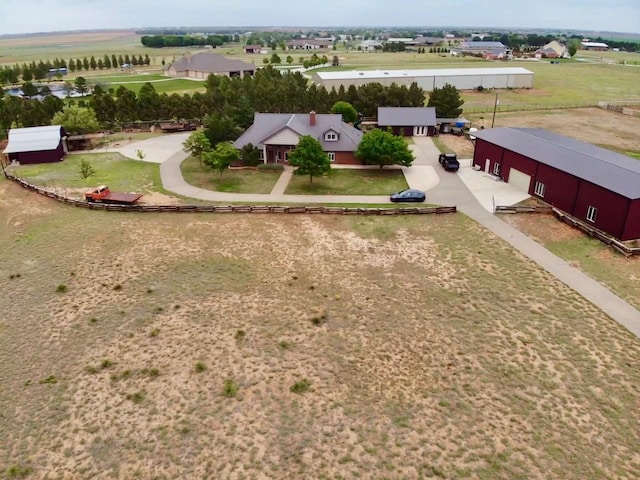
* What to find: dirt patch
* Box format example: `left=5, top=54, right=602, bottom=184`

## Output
left=436, top=133, right=476, bottom=157
left=138, top=191, right=182, bottom=205
left=501, top=212, right=585, bottom=244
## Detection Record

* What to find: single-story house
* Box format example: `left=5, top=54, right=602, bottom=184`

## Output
left=3, top=125, right=67, bottom=164
left=452, top=41, right=512, bottom=60
left=233, top=111, right=363, bottom=164
left=286, top=39, right=333, bottom=50
left=473, top=128, right=640, bottom=241
left=244, top=45, right=263, bottom=54
left=165, top=52, right=255, bottom=79
left=377, top=107, right=437, bottom=136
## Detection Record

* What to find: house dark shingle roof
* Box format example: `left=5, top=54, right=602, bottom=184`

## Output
left=234, top=113, right=362, bottom=151
left=168, top=53, right=255, bottom=74
left=377, top=107, right=437, bottom=127
left=474, top=127, right=640, bottom=199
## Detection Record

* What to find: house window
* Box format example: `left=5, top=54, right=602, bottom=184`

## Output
left=258, top=150, right=264, bottom=160
left=586, top=205, right=598, bottom=223
left=324, top=132, right=338, bottom=141
left=327, top=152, right=335, bottom=162
left=534, top=181, right=545, bottom=197
left=493, top=163, right=501, bottom=176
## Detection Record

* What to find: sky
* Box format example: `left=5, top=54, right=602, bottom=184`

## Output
left=0, top=0, right=639, bottom=35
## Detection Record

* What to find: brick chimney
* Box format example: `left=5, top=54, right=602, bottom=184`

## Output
left=309, top=110, right=316, bottom=126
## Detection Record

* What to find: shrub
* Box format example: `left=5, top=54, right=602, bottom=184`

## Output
left=222, top=379, right=239, bottom=398
left=195, top=362, right=207, bottom=373
left=290, top=378, right=311, bottom=394
left=278, top=340, right=292, bottom=349
left=113, top=284, right=122, bottom=291
left=310, top=311, right=328, bottom=326
left=6, top=464, right=33, bottom=478
left=39, top=375, right=57, bottom=385
left=235, top=329, right=246, bottom=340
left=101, top=359, right=113, bottom=369
left=150, top=328, right=160, bottom=337
left=126, top=391, right=145, bottom=404
left=56, top=284, right=67, bottom=293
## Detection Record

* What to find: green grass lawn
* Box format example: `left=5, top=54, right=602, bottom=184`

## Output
left=8, top=153, right=162, bottom=194
left=285, top=168, right=408, bottom=195
left=180, top=156, right=281, bottom=194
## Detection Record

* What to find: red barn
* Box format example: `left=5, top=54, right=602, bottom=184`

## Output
left=473, top=128, right=640, bottom=241
left=3, top=126, right=67, bottom=164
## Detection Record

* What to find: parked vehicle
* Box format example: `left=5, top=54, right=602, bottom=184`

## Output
left=85, top=185, right=142, bottom=204
left=390, top=189, right=426, bottom=203
left=439, top=153, right=460, bottom=172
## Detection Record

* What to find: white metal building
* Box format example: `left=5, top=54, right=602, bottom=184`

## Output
left=311, top=67, right=534, bottom=91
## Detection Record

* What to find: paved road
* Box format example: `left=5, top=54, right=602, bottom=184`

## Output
left=411, top=137, right=640, bottom=337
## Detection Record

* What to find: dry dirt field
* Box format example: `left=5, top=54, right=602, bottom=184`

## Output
left=1, top=179, right=640, bottom=480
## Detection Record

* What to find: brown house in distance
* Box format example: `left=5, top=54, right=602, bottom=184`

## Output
left=165, top=52, right=255, bottom=79
left=3, top=125, right=67, bottom=164
left=233, top=112, right=363, bottom=164
left=244, top=45, right=263, bottom=54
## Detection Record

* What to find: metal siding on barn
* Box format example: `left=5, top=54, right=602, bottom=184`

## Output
left=508, top=168, right=532, bottom=193
left=482, top=74, right=508, bottom=88
left=573, top=182, right=630, bottom=239
left=622, top=199, right=640, bottom=240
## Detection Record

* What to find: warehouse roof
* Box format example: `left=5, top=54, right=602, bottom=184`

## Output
left=168, top=52, right=255, bottom=74
left=314, top=67, right=534, bottom=80
left=3, top=126, right=65, bottom=154
left=473, top=128, right=640, bottom=199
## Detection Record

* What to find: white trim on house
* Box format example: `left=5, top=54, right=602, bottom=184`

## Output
left=586, top=205, right=598, bottom=222
left=534, top=181, right=545, bottom=197
left=327, top=152, right=336, bottom=162
left=493, top=163, right=501, bottom=176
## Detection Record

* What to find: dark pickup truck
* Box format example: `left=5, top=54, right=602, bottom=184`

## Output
left=438, top=153, right=460, bottom=172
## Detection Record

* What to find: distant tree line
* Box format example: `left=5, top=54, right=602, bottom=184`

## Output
left=141, top=35, right=230, bottom=48
left=0, top=54, right=152, bottom=85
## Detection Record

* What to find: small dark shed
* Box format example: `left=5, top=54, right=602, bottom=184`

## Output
left=473, top=127, right=640, bottom=241
left=377, top=107, right=437, bottom=137
left=3, top=125, right=68, bottom=164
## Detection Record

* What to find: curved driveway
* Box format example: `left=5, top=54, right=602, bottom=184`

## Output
left=116, top=133, right=640, bottom=338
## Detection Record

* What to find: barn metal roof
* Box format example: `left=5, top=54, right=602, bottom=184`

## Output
left=314, top=67, right=534, bottom=80
left=473, top=128, right=640, bottom=199
left=168, top=52, right=255, bottom=74
left=3, top=126, right=65, bottom=154
left=378, top=107, right=437, bottom=126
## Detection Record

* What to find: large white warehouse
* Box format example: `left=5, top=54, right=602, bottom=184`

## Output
left=311, top=67, right=534, bottom=91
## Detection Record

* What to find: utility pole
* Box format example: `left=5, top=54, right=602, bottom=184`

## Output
left=491, top=91, right=499, bottom=128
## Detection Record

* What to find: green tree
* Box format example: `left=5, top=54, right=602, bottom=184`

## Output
left=137, top=82, right=161, bottom=121
left=355, top=129, right=414, bottom=168
left=90, top=92, right=117, bottom=128
left=51, top=105, right=100, bottom=134
left=287, top=135, right=331, bottom=183
left=568, top=40, right=580, bottom=57
left=68, top=58, right=76, bottom=72
left=262, top=57, right=270, bottom=65
left=74, top=76, right=89, bottom=96
left=202, top=141, right=239, bottom=175
left=203, top=114, right=241, bottom=146
left=21, top=81, right=39, bottom=99
left=183, top=131, right=211, bottom=166
left=427, top=83, right=464, bottom=118
left=331, top=101, right=358, bottom=123
left=79, top=159, right=97, bottom=180
left=89, top=56, right=97, bottom=70
left=270, top=53, right=281, bottom=64
left=82, top=57, right=90, bottom=71
left=239, top=143, right=261, bottom=166
left=332, top=55, right=339, bottom=66
left=286, top=55, right=293, bottom=65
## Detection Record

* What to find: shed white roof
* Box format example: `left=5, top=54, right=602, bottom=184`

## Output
left=315, top=67, right=534, bottom=80
left=3, top=126, right=65, bottom=154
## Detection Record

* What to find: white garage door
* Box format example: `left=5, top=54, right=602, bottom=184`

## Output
left=508, top=168, right=531, bottom=192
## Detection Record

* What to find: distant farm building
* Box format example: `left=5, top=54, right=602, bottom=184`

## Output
left=312, top=67, right=534, bottom=91
left=3, top=126, right=67, bottom=165
left=581, top=41, right=609, bottom=51
left=473, top=128, right=640, bottom=241
left=286, top=39, right=333, bottom=50
left=535, top=41, right=569, bottom=59
left=244, top=45, right=264, bottom=54
left=451, top=41, right=512, bottom=59
left=165, top=52, right=255, bottom=79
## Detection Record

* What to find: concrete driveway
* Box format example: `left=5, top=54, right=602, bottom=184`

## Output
left=105, top=132, right=191, bottom=164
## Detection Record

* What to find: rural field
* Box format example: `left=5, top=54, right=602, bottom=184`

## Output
left=2, top=178, right=640, bottom=479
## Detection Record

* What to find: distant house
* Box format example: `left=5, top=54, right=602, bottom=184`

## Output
left=581, top=41, right=609, bottom=51
left=473, top=128, right=640, bottom=241
left=233, top=111, right=363, bottom=164
left=3, top=126, right=67, bottom=165
left=286, top=39, right=333, bottom=50
left=535, top=41, right=569, bottom=58
left=412, top=36, right=443, bottom=47
left=377, top=107, right=437, bottom=137
left=47, top=67, right=67, bottom=78
left=244, top=45, right=262, bottom=54
left=452, top=41, right=512, bottom=60
left=165, top=52, right=255, bottom=79
left=358, top=40, right=382, bottom=52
